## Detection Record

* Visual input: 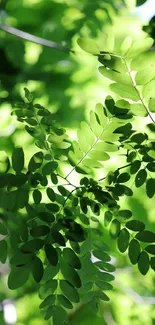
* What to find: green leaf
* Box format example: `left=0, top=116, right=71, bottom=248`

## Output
left=28, top=152, right=43, bottom=172
left=33, top=189, right=42, bottom=204
left=52, top=305, right=68, bottom=325
left=0, top=240, right=8, bottom=263
left=136, top=230, right=155, bottom=243
left=77, top=37, right=99, bottom=54
left=46, top=187, right=56, bottom=201
left=95, top=281, right=113, bottom=291
left=104, top=210, right=113, bottom=227
left=117, top=228, right=130, bottom=253
left=30, top=225, right=50, bottom=237
left=45, top=203, right=60, bottom=213
left=38, top=212, right=55, bottom=223
left=116, top=172, right=130, bottom=183
left=135, top=67, right=155, bottom=85
left=12, top=147, right=24, bottom=173
left=136, top=0, right=147, bottom=6
left=146, top=162, right=155, bottom=172
left=20, top=239, right=44, bottom=253
left=41, top=264, right=59, bottom=283
left=145, top=245, right=155, bottom=255
left=143, top=79, right=155, bottom=100
left=8, top=266, right=29, bottom=289
left=45, top=244, right=58, bottom=266
left=24, top=87, right=33, bottom=102
left=93, top=249, right=111, bottom=262
left=10, top=251, right=32, bottom=266
left=110, top=83, right=139, bottom=101
left=31, top=256, right=44, bottom=283
left=44, top=307, right=54, bottom=321
left=61, top=261, right=81, bottom=288
left=135, top=169, right=147, bottom=187
left=110, top=219, right=120, bottom=238
left=128, top=239, right=140, bottom=265
left=39, top=294, right=55, bottom=309
left=129, top=103, right=146, bottom=117
left=150, top=257, right=155, bottom=271
left=149, top=98, right=155, bottom=113
left=42, top=161, right=58, bottom=175
left=130, top=160, right=141, bottom=174
left=98, top=272, right=115, bottom=282
left=88, top=150, right=110, bottom=161
left=118, top=210, right=132, bottom=219
left=39, top=279, right=58, bottom=299
left=0, top=222, right=8, bottom=235
left=57, top=295, right=73, bottom=309
left=60, top=280, right=79, bottom=303
left=138, top=251, right=150, bottom=275
left=125, top=220, right=145, bottom=231
left=63, top=248, right=81, bottom=269
left=146, top=178, right=155, bottom=198
left=120, top=36, right=132, bottom=55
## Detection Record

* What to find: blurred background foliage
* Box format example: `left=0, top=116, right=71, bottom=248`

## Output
left=0, top=0, right=155, bottom=324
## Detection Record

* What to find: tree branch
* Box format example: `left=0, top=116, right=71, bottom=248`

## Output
left=0, top=23, right=74, bottom=54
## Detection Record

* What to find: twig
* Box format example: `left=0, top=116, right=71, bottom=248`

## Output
left=0, top=23, right=74, bottom=54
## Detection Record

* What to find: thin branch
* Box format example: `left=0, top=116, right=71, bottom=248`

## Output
left=0, top=23, right=74, bottom=54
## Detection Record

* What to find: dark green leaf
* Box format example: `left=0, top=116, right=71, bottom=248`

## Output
left=104, top=211, right=112, bottom=227
left=130, top=160, right=141, bottom=174
left=52, top=305, right=68, bottom=325
left=130, top=133, right=146, bottom=144
left=46, top=187, right=56, bottom=201
left=93, top=249, right=111, bottom=262
left=28, top=152, right=43, bottom=172
left=94, top=261, right=115, bottom=272
left=110, top=219, right=121, bottom=238
left=33, top=189, right=42, bottom=204
left=135, top=169, right=147, bottom=187
left=146, top=178, right=155, bottom=198
left=24, top=87, right=33, bottom=102
left=146, top=162, right=155, bottom=172
left=0, top=222, right=8, bottom=235
left=136, top=230, right=155, bottom=243
left=45, top=244, right=58, bottom=266
left=117, top=173, right=130, bottom=183
left=12, top=147, right=24, bottom=173
left=98, top=272, right=115, bottom=282
left=57, top=295, right=73, bottom=309
left=61, top=261, right=81, bottom=288
left=41, top=264, right=59, bottom=282
left=39, top=294, right=55, bottom=309
left=95, top=281, right=113, bottom=291
left=60, top=280, right=79, bottom=303
left=117, top=228, right=130, bottom=252
left=8, top=266, right=29, bottom=289
left=52, top=230, right=66, bottom=246
left=128, top=239, right=140, bottom=264
left=20, top=239, right=44, bottom=253
left=150, top=257, right=155, bottom=271
left=145, top=245, right=155, bottom=255
left=119, top=210, right=132, bottom=219
left=42, top=162, right=58, bottom=175
left=38, top=212, right=55, bottom=223
left=138, top=251, right=149, bottom=275
left=31, top=256, right=44, bottom=282
left=126, top=220, right=145, bottom=231
left=136, top=0, right=147, bottom=6
left=0, top=240, right=8, bottom=263
left=30, top=225, right=50, bottom=237
left=10, top=251, right=32, bottom=266
left=45, top=203, right=60, bottom=213
left=63, top=248, right=81, bottom=269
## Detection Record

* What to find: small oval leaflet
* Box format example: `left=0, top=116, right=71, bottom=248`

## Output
left=135, top=169, right=147, bottom=187
left=46, top=187, right=56, bottom=201
left=60, top=280, right=79, bottom=303
left=20, top=239, right=44, bottom=253
left=45, top=244, right=58, bottom=266
left=119, top=209, right=132, bottom=219
left=145, top=244, right=155, bottom=255
left=116, top=172, right=130, bottom=183
left=8, top=266, right=29, bottom=289
left=130, top=160, right=141, bottom=174
left=93, top=249, right=111, bottom=262
left=31, top=256, right=44, bottom=283
left=117, top=228, right=130, bottom=252
left=61, top=262, right=81, bottom=288
left=0, top=240, right=8, bottom=263
left=110, top=219, right=121, bottom=238
left=28, top=151, right=43, bottom=172
left=42, top=161, right=58, bottom=175
left=57, top=295, right=73, bottom=309
left=125, top=220, right=145, bottom=232
left=136, top=230, right=155, bottom=243
left=138, top=251, right=150, bottom=275
left=63, top=247, right=81, bottom=269
left=146, top=178, right=155, bottom=198
left=30, top=225, right=50, bottom=237
left=52, top=305, right=68, bottom=325
left=33, top=189, right=42, bottom=204
left=39, top=294, right=55, bottom=309
left=128, top=239, right=140, bottom=265
left=12, top=147, right=24, bottom=174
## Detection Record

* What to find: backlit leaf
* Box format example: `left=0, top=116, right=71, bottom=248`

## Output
left=12, top=147, right=24, bottom=173
left=128, top=239, right=140, bottom=265
left=117, top=228, right=130, bottom=252
left=138, top=251, right=149, bottom=275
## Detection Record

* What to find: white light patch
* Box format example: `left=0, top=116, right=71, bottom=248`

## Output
left=3, top=300, right=17, bottom=324
left=134, top=0, right=155, bottom=21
